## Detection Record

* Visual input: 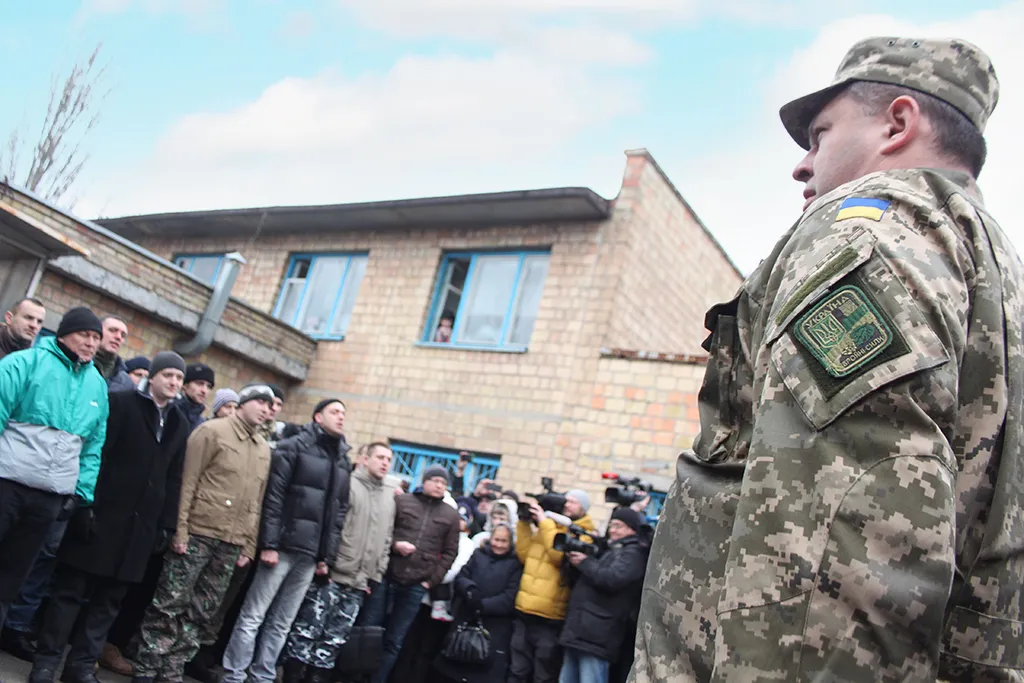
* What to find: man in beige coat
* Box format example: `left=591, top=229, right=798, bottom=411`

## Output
left=281, top=442, right=397, bottom=683
left=131, top=384, right=275, bottom=683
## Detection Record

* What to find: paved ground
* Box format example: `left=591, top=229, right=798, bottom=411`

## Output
left=0, top=652, right=202, bottom=683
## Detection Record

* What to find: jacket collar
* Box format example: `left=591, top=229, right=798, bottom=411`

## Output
left=40, top=336, right=93, bottom=373
left=228, top=414, right=261, bottom=443
left=0, top=326, right=30, bottom=356
left=354, top=466, right=385, bottom=489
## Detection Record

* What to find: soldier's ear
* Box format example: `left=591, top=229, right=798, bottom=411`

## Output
left=880, top=95, right=922, bottom=155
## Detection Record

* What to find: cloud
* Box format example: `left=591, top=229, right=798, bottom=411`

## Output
left=82, top=46, right=638, bottom=215
left=78, top=0, right=1024, bottom=282
left=675, top=2, right=1024, bottom=272
left=279, top=10, right=316, bottom=40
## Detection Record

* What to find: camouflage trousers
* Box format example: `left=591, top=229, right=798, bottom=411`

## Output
left=133, top=535, right=241, bottom=682
left=283, top=581, right=364, bottom=670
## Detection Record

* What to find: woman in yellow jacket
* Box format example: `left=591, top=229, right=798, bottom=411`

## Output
left=509, top=490, right=597, bottom=683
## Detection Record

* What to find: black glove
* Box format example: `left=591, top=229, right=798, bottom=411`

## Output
left=70, top=507, right=96, bottom=543
left=56, top=495, right=81, bottom=522
left=464, top=589, right=482, bottom=612
left=153, top=528, right=173, bottom=554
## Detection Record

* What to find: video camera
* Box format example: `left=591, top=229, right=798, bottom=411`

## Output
left=518, top=476, right=566, bottom=520
left=602, top=472, right=652, bottom=507
left=553, top=523, right=602, bottom=557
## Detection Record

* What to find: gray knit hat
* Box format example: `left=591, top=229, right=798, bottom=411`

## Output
left=566, top=489, right=591, bottom=513
left=238, top=384, right=275, bottom=406
left=149, top=351, right=186, bottom=379
left=212, top=388, right=240, bottom=415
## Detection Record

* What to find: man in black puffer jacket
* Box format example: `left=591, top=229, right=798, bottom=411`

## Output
left=558, top=507, right=650, bottom=683
left=220, top=398, right=351, bottom=683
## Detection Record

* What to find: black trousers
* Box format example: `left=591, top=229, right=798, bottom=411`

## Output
left=106, top=551, right=164, bottom=651
left=507, top=613, right=563, bottom=683
left=0, top=479, right=64, bottom=625
left=33, top=563, right=129, bottom=672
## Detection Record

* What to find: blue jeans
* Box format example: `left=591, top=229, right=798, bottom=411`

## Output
left=359, top=578, right=428, bottom=683
left=5, top=518, right=68, bottom=633
left=559, top=647, right=609, bottom=683
left=221, top=551, right=317, bottom=683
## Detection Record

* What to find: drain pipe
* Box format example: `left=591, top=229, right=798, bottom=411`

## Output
left=175, top=251, right=246, bottom=357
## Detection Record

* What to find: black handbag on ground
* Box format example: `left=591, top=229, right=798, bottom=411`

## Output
left=441, top=615, right=492, bottom=664
left=334, top=626, right=385, bottom=675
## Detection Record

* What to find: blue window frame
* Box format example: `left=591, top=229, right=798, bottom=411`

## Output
left=389, top=441, right=501, bottom=494
left=422, top=250, right=550, bottom=351
left=273, top=253, right=368, bottom=340
left=174, top=253, right=225, bottom=285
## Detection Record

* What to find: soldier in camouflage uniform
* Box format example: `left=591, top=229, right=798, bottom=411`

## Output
left=630, top=37, right=1024, bottom=683
left=132, top=384, right=274, bottom=683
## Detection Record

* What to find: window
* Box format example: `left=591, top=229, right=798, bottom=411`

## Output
left=274, top=254, right=368, bottom=339
left=174, top=254, right=225, bottom=285
left=423, top=251, right=549, bottom=350
left=390, top=441, right=500, bottom=493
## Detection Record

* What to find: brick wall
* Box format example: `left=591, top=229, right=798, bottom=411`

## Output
left=35, top=270, right=292, bottom=392
left=605, top=150, right=744, bottom=355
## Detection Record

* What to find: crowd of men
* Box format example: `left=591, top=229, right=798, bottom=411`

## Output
left=0, top=299, right=652, bottom=683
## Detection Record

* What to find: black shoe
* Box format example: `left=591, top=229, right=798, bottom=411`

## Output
left=306, top=667, right=333, bottom=683
left=59, top=667, right=100, bottom=683
left=28, top=667, right=56, bottom=683
left=282, top=659, right=307, bottom=683
left=183, top=660, right=223, bottom=683
left=0, top=627, right=37, bottom=662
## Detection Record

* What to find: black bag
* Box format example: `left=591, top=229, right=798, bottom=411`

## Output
left=334, top=626, right=385, bottom=675
left=441, top=616, right=492, bottom=664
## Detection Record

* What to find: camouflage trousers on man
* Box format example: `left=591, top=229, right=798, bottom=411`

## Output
left=132, top=535, right=241, bottom=682
left=283, top=581, right=364, bottom=670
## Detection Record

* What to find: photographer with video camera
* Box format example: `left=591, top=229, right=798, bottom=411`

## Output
left=509, top=480, right=596, bottom=683
left=557, top=507, right=649, bottom=683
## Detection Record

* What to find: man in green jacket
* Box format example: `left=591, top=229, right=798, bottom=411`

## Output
left=0, top=307, right=109, bottom=627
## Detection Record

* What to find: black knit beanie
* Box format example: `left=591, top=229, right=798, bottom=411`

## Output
left=56, top=307, right=102, bottom=339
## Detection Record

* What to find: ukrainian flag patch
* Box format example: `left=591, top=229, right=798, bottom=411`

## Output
left=835, top=197, right=890, bottom=222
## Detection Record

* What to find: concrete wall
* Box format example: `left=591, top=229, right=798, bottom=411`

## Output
left=35, top=270, right=292, bottom=392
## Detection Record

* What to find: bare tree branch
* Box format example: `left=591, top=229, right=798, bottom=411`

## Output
left=0, top=44, right=107, bottom=208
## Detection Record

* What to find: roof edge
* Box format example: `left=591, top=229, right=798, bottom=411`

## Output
left=97, top=186, right=611, bottom=226
left=623, top=148, right=744, bottom=279
left=600, top=347, right=709, bottom=366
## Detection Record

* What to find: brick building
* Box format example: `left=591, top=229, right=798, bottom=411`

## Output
left=96, top=149, right=742, bottom=517
left=0, top=184, right=316, bottom=395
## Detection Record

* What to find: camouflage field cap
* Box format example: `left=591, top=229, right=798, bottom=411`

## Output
left=780, top=36, right=999, bottom=150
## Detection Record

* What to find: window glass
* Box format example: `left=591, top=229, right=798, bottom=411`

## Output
left=329, top=256, right=368, bottom=337
left=455, top=255, right=520, bottom=345
left=507, top=255, right=549, bottom=345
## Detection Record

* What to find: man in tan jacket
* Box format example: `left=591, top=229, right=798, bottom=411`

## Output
left=131, top=384, right=275, bottom=683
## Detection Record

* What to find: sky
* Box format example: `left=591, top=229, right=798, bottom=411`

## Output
left=2, top=0, right=1021, bottom=274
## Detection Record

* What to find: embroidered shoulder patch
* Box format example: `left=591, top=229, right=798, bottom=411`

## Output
left=794, top=285, right=894, bottom=378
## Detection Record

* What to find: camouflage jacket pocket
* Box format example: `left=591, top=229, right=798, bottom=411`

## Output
left=767, top=245, right=951, bottom=431
left=692, top=295, right=754, bottom=463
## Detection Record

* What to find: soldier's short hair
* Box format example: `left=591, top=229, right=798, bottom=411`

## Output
left=846, top=81, right=988, bottom=177
left=9, top=298, right=44, bottom=315
left=366, top=441, right=392, bottom=456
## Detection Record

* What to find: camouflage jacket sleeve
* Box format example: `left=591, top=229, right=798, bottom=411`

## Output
left=713, top=180, right=973, bottom=682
